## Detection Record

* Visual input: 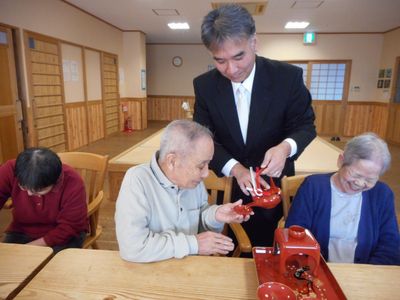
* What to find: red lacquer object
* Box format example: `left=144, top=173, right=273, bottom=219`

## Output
left=254, top=226, right=346, bottom=300
left=234, top=167, right=281, bottom=216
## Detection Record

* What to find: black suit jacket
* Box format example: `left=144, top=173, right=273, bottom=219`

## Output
left=193, top=56, right=316, bottom=178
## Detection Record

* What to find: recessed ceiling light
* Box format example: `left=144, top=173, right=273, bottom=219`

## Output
left=168, top=22, right=190, bottom=30
left=285, top=21, right=310, bottom=29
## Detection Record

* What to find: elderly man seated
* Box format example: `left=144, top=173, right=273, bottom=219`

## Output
left=286, top=132, right=400, bottom=265
left=115, top=119, right=250, bottom=262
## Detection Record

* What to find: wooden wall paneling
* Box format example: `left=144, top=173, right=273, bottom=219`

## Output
left=369, top=103, right=389, bottom=137
left=311, top=101, right=342, bottom=136
left=101, top=53, right=120, bottom=136
left=119, top=98, right=147, bottom=130
left=343, top=102, right=388, bottom=137
left=81, top=47, right=90, bottom=146
left=25, top=32, right=68, bottom=152
left=84, top=48, right=104, bottom=143
left=386, top=103, right=400, bottom=145
left=147, top=95, right=195, bottom=121
left=87, top=100, right=104, bottom=143
left=386, top=57, right=400, bottom=145
left=65, top=102, right=88, bottom=150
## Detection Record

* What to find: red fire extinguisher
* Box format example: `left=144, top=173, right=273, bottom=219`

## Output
left=122, top=104, right=133, bottom=133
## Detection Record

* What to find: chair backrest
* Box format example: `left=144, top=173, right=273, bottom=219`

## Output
left=203, top=170, right=232, bottom=205
left=57, top=152, right=109, bottom=204
left=58, top=152, right=109, bottom=249
left=203, top=170, right=252, bottom=257
left=281, top=174, right=309, bottom=220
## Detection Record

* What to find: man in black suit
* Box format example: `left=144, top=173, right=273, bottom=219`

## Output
left=193, top=4, right=316, bottom=248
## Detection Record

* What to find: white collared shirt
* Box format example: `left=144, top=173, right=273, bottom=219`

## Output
left=221, top=62, right=297, bottom=177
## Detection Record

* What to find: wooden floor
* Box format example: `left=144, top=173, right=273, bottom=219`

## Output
left=1, top=121, right=399, bottom=251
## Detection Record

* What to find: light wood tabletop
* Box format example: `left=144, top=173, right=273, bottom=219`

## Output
left=328, top=263, right=400, bottom=300
left=15, top=249, right=259, bottom=299
left=294, top=136, right=342, bottom=174
left=14, top=248, right=400, bottom=300
left=108, top=133, right=342, bottom=201
left=0, top=243, right=53, bottom=300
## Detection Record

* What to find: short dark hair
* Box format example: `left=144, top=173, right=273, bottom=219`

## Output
left=201, top=4, right=256, bottom=50
left=15, top=147, right=62, bottom=190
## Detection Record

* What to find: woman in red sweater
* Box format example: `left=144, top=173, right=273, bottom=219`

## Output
left=0, top=148, right=88, bottom=252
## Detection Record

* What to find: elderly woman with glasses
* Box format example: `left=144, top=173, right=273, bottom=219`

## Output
left=286, top=133, right=400, bottom=265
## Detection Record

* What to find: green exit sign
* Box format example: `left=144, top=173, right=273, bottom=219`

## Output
left=303, top=32, right=316, bottom=44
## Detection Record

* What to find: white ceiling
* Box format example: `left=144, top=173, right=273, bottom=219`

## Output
left=64, top=0, right=400, bottom=44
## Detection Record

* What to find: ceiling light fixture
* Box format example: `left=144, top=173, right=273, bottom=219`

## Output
left=285, top=21, right=310, bottom=29
left=168, top=22, right=190, bottom=30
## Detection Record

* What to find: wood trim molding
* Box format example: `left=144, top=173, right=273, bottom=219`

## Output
left=147, top=94, right=194, bottom=99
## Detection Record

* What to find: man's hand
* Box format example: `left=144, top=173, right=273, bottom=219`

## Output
left=260, top=141, right=291, bottom=177
left=215, top=199, right=252, bottom=223
left=230, top=163, right=269, bottom=195
left=196, top=231, right=234, bottom=256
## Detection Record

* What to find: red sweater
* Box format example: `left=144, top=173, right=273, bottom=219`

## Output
left=0, top=160, right=88, bottom=247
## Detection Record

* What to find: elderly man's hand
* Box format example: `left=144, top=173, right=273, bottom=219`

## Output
left=196, top=231, right=234, bottom=256
left=260, top=141, right=291, bottom=178
left=215, top=199, right=252, bottom=223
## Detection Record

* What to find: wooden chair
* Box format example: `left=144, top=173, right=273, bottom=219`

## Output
left=203, top=170, right=252, bottom=257
left=58, top=152, right=109, bottom=249
left=280, top=174, right=309, bottom=225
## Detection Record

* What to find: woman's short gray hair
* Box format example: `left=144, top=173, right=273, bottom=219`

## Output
left=343, top=132, right=391, bottom=174
left=159, top=119, right=213, bottom=161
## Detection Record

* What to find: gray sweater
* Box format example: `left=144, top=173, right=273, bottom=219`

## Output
left=115, top=153, right=223, bottom=263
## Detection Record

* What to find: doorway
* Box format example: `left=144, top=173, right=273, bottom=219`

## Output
left=0, top=24, right=23, bottom=163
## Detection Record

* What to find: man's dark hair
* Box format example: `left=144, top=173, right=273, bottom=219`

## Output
left=15, top=147, right=62, bottom=191
left=201, top=4, right=256, bottom=50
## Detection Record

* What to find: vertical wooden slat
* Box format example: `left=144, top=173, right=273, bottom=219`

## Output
left=25, top=31, right=68, bottom=151
left=101, top=53, right=120, bottom=136
left=87, top=100, right=104, bottom=142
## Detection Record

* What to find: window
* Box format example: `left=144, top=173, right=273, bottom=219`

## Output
left=288, top=61, right=350, bottom=101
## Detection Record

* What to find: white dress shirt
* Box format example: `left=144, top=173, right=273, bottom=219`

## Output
left=221, top=63, right=297, bottom=177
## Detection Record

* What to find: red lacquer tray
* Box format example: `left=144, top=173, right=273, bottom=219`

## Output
left=253, top=247, right=347, bottom=300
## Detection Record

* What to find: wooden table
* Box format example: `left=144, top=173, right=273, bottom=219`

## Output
left=294, top=136, right=342, bottom=174
left=108, top=129, right=163, bottom=202
left=15, top=249, right=259, bottom=299
left=15, top=248, right=400, bottom=300
left=328, top=263, right=400, bottom=299
left=108, top=133, right=342, bottom=201
left=0, top=243, right=53, bottom=299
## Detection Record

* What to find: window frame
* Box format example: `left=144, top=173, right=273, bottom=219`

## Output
left=287, top=60, right=352, bottom=103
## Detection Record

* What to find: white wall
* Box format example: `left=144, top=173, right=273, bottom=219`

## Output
left=0, top=0, right=145, bottom=101
left=257, top=33, right=383, bottom=102
left=0, top=0, right=123, bottom=55
left=377, top=28, right=400, bottom=101
left=121, top=32, right=147, bottom=98
left=146, top=44, right=213, bottom=96
left=146, top=33, right=394, bottom=103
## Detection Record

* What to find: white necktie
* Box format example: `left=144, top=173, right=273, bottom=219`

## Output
left=236, top=85, right=250, bottom=143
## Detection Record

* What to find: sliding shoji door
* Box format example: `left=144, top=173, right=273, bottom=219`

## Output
left=25, top=31, right=67, bottom=152
left=101, top=53, right=120, bottom=136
